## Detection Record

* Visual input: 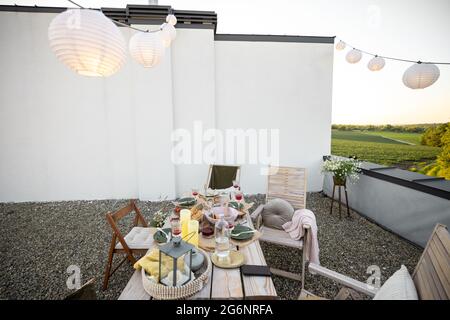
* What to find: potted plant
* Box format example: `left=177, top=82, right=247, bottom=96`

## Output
left=322, top=156, right=361, bottom=186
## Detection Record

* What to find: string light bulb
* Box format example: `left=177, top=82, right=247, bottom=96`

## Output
left=48, top=9, right=126, bottom=77
left=335, top=40, right=346, bottom=50
left=129, top=31, right=164, bottom=68
left=402, top=62, right=440, bottom=89
left=368, top=56, right=385, bottom=71
left=346, top=49, right=362, bottom=64
left=166, top=14, right=177, bottom=26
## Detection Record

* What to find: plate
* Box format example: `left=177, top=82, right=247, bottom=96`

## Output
left=175, top=197, right=197, bottom=208
left=228, top=201, right=244, bottom=211
left=211, top=250, right=245, bottom=269
left=230, top=225, right=254, bottom=240
left=153, top=228, right=171, bottom=243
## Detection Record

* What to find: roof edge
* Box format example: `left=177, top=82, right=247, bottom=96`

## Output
left=215, top=34, right=335, bottom=44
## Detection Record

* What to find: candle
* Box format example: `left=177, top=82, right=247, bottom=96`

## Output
left=180, top=209, right=191, bottom=239
left=187, top=220, right=199, bottom=247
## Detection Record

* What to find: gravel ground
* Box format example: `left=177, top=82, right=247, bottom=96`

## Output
left=0, top=193, right=422, bottom=300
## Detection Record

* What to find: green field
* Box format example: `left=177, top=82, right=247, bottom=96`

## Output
left=331, top=130, right=441, bottom=166
left=363, top=131, right=422, bottom=145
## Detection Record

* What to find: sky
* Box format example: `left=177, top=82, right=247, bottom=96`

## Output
left=2, top=0, right=449, bottom=125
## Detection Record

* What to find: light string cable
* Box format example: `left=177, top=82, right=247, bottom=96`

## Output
left=67, top=0, right=164, bottom=33
left=339, top=38, right=450, bottom=65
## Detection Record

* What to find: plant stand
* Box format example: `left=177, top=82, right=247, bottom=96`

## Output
left=329, top=177, right=350, bottom=219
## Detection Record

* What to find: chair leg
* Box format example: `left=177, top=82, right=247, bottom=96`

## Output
left=329, top=184, right=336, bottom=215
left=102, top=250, right=114, bottom=291
left=338, top=186, right=342, bottom=219
left=344, top=187, right=350, bottom=217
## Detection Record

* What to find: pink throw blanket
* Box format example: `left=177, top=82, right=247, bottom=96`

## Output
left=282, top=209, right=320, bottom=265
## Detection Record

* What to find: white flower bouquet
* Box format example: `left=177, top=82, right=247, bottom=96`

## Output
left=322, top=156, right=362, bottom=184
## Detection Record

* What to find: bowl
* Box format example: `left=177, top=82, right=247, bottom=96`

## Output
left=204, top=206, right=239, bottom=225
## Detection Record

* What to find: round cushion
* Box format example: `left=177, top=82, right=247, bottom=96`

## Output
left=261, top=198, right=294, bottom=230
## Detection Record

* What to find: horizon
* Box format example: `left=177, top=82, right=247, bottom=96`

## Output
left=332, top=122, right=446, bottom=126
left=2, top=0, right=449, bottom=125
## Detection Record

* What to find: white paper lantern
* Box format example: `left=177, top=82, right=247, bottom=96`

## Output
left=335, top=40, right=346, bottom=50
left=346, top=49, right=362, bottom=64
left=159, top=29, right=172, bottom=48
left=367, top=56, right=385, bottom=71
left=161, top=23, right=177, bottom=41
left=48, top=9, right=126, bottom=77
left=166, top=14, right=177, bottom=26
left=129, top=32, right=164, bottom=68
left=402, top=63, right=440, bottom=89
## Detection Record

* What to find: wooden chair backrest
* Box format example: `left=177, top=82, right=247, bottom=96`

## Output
left=205, top=164, right=241, bottom=190
left=105, top=200, right=147, bottom=250
left=412, top=223, right=450, bottom=300
left=266, top=166, right=306, bottom=210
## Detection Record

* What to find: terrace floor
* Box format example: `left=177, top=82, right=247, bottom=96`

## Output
left=0, top=193, right=422, bottom=300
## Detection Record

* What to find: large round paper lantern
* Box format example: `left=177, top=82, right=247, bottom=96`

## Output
left=166, top=14, right=177, bottom=26
left=335, top=40, right=346, bottom=50
left=129, top=31, right=164, bottom=68
left=48, top=9, right=126, bottom=77
left=346, top=49, right=362, bottom=63
left=367, top=56, right=385, bottom=71
left=402, top=63, right=440, bottom=89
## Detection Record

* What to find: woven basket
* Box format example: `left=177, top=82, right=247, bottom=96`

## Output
left=141, top=248, right=211, bottom=300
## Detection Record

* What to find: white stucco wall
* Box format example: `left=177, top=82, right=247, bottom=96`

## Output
left=0, top=11, right=333, bottom=202
left=215, top=40, right=334, bottom=193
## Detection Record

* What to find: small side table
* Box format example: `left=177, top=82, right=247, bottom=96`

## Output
left=329, top=176, right=350, bottom=219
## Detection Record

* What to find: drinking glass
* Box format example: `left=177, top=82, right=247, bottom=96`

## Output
left=170, top=215, right=181, bottom=238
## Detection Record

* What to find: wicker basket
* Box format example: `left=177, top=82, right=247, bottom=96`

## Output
left=141, top=248, right=211, bottom=300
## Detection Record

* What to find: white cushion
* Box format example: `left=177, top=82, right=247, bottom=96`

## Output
left=115, top=227, right=154, bottom=250
left=373, top=265, right=418, bottom=300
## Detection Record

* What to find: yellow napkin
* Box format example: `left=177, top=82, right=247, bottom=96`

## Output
left=134, top=248, right=185, bottom=279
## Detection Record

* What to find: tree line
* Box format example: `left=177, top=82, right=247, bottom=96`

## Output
left=331, top=124, right=439, bottom=133
left=417, top=123, right=450, bottom=179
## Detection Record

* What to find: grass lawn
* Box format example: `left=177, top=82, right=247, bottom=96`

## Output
left=363, top=131, right=422, bottom=145
left=331, top=130, right=441, bottom=166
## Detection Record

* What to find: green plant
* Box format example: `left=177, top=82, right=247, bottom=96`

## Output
left=322, top=157, right=362, bottom=182
left=150, top=209, right=171, bottom=228
left=421, top=123, right=449, bottom=147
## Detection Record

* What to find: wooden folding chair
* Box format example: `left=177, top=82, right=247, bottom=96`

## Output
left=103, top=200, right=152, bottom=291
left=205, top=164, right=241, bottom=191
left=251, top=166, right=309, bottom=286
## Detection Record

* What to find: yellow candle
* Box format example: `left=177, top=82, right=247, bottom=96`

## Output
left=187, top=220, right=199, bottom=247
left=180, top=209, right=191, bottom=239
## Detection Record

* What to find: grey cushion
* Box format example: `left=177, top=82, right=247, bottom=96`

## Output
left=262, top=198, right=294, bottom=230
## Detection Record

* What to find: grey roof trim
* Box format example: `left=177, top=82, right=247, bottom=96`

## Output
left=215, top=34, right=335, bottom=44
left=0, top=4, right=218, bottom=30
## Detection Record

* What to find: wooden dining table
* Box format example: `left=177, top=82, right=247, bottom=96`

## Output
left=118, top=214, right=278, bottom=300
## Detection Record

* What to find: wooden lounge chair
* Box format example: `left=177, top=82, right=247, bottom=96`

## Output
left=102, top=200, right=152, bottom=291
left=205, top=164, right=241, bottom=191
left=251, top=166, right=310, bottom=286
left=300, top=223, right=450, bottom=300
